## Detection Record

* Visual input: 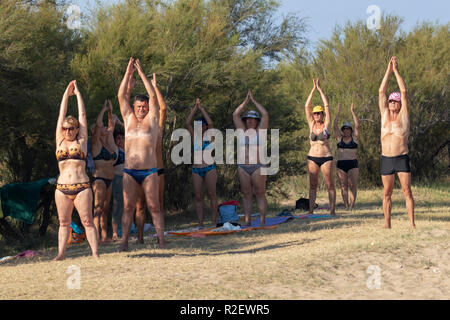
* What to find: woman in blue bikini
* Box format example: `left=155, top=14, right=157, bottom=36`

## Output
left=333, top=103, right=360, bottom=209
left=186, top=98, right=218, bottom=227
left=304, top=79, right=336, bottom=216
left=91, top=100, right=118, bottom=243
left=233, top=91, right=269, bottom=226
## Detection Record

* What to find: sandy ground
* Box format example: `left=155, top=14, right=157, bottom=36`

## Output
left=0, top=187, right=449, bottom=300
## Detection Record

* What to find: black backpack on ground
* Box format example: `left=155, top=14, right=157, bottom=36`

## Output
left=296, top=197, right=318, bottom=211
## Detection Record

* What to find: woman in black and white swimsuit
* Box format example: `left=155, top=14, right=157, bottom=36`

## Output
left=333, top=103, right=360, bottom=209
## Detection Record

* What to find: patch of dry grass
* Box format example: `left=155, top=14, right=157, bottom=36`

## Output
left=0, top=185, right=449, bottom=300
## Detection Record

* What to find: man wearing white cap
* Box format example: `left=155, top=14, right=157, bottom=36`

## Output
left=378, top=56, right=415, bottom=229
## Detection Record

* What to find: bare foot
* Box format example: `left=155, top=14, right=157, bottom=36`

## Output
left=53, top=255, right=65, bottom=261
left=158, top=238, right=166, bottom=249
left=118, top=243, right=128, bottom=252
left=100, top=238, right=113, bottom=245
left=92, top=253, right=100, bottom=259
left=383, top=224, right=391, bottom=229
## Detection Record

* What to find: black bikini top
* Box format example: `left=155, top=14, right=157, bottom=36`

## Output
left=56, top=139, right=86, bottom=162
left=337, top=137, right=358, bottom=149
left=93, top=146, right=118, bottom=161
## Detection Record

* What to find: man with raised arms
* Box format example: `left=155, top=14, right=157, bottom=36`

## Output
left=134, top=73, right=167, bottom=244
left=117, top=57, right=165, bottom=251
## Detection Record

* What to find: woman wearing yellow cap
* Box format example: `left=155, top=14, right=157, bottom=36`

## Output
left=304, top=79, right=336, bottom=215
left=333, top=103, right=359, bottom=209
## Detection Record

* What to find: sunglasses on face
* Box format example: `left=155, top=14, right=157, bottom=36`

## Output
left=62, top=126, right=76, bottom=131
left=313, top=112, right=322, bottom=115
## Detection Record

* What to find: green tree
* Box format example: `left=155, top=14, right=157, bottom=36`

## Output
left=281, top=15, right=449, bottom=185
left=0, top=0, right=81, bottom=183
left=72, top=0, right=308, bottom=209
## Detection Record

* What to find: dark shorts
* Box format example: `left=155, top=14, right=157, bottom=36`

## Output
left=380, top=154, right=411, bottom=176
left=337, top=159, right=358, bottom=173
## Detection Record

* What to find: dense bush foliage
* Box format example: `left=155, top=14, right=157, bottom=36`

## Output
left=0, top=0, right=448, bottom=248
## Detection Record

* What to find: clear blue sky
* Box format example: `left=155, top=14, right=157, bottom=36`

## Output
left=74, top=0, right=449, bottom=47
left=279, top=0, right=449, bottom=46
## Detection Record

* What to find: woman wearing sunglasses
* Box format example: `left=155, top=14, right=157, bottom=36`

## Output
left=54, top=80, right=99, bottom=260
left=304, top=79, right=336, bottom=216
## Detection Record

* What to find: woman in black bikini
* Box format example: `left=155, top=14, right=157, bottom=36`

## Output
left=54, top=80, right=99, bottom=260
left=91, top=100, right=118, bottom=243
left=333, top=103, right=359, bottom=209
left=304, top=79, right=336, bottom=215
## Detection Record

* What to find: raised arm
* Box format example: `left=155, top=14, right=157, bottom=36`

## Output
left=112, top=114, right=124, bottom=129
left=56, top=81, right=74, bottom=143
left=316, top=79, right=331, bottom=131
left=378, top=57, right=394, bottom=114
left=350, top=103, right=360, bottom=138
left=392, top=57, right=409, bottom=115
left=185, top=101, right=199, bottom=138
left=233, top=91, right=251, bottom=130
left=73, top=80, right=88, bottom=141
left=197, top=99, right=214, bottom=129
left=151, top=73, right=167, bottom=132
left=107, top=99, right=114, bottom=131
left=333, top=103, right=342, bottom=139
left=304, top=79, right=316, bottom=126
left=96, top=101, right=108, bottom=127
left=134, top=59, right=159, bottom=120
left=106, top=100, right=117, bottom=148
left=249, top=91, right=268, bottom=130
left=126, top=73, right=135, bottom=103
left=118, top=57, right=135, bottom=121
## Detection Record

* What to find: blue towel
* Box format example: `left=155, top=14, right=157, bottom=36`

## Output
left=241, top=216, right=294, bottom=229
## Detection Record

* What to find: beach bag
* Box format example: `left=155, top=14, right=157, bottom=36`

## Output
left=296, top=197, right=318, bottom=211
left=218, top=201, right=239, bottom=225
